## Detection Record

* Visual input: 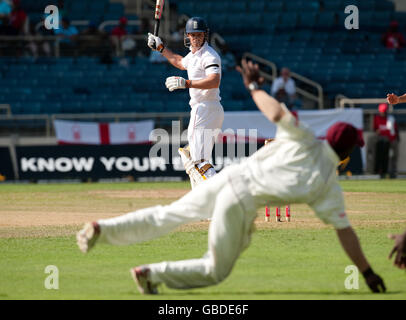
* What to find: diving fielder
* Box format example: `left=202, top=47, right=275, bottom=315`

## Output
left=387, top=92, right=406, bottom=105
left=148, top=17, right=224, bottom=188
left=386, top=92, right=406, bottom=269
left=77, top=60, right=385, bottom=295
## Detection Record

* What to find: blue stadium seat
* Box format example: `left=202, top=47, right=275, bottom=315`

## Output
left=198, top=2, right=213, bottom=14
left=323, top=0, right=342, bottom=12
left=69, top=2, right=87, bottom=13
left=278, top=13, right=298, bottom=28
left=228, top=1, right=246, bottom=13
left=297, top=12, right=318, bottom=28
left=375, top=0, right=395, bottom=11
left=108, top=2, right=125, bottom=15
left=248, top=1, right=266, bottom=13
left=177, top=2, right=195, bottom=15
left=1, top=0, right=401, bottom=116
left=88, top=2, right=107, bottom=15
left=265, top=1, right=284, bottom=12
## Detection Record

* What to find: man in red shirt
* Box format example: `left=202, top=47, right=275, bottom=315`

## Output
left=9, top=0, right=26, bottom=35
left=373, top=103, right=399, bottom=178
left=111, top=16, right=128, bottom=38
left=110, top=17, right=128, bottom=56
left=382, top=21, right=406, bottom=49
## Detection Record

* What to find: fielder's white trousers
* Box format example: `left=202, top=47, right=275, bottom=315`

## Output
left=97, top=165, right=257, bottom=289
left=188, top=100, right=224, bottom=163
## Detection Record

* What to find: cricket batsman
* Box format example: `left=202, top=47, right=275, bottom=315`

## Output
left=77, top=59, right=386, bottom=295
left=147, top=17, right=224, bottom=188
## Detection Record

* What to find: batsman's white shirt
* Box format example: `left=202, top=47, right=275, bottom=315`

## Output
left=242, top=108, right=350, bottom=229
left=181, top=42, right=224, bottom=162
left=182, top=42, right=221, bottom=106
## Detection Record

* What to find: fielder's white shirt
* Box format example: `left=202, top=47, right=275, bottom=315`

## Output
left=181, top=42, right=222, bottom=106
left=242, top=108, right=350, bottom=229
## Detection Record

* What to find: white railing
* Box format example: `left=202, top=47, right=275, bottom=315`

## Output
left=338, top=98, right=390, bottom=109
left=210, top=33, right=226, bottom=52
left=242, top=52, right=277, bottom=84
left=98, top=20, right=141, bottom=32
left=335, top=94, right=353, bottom=108
left=0, top=33, right=146, bottom=58
left=35, top=19, right=141, bottom=33
left=35, top=20, right=90, bottom=32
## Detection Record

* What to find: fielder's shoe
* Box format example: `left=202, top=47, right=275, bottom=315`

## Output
left=130, top=266, right=158, bottom=295
left=76, top=222, right=100, bottom=253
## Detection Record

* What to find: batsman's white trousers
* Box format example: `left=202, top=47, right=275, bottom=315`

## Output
left=97, top=165, right=257, bottom=289
left=188, top=101, right=224, bottom=163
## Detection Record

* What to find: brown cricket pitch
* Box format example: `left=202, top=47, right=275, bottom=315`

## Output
left=0, top=187, right=405, bottom=238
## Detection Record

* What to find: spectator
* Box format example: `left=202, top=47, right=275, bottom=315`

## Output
left=9, top=0, right=27, bottom=35
left=0, top=0, right=11, bottom=34
left=373, top=103, right=400, bottom=178
left=111, top=16, right=128, bottom=38
left=318, top=1, right=325, bottom=12
left=79, top=21, right=111, bottom=56
left=382, top=21, right=405, bottom=49
left=0, top=0, right=11, bottom=20
left=26, top=21, right=50, bottom=57
left=54, top=17, right=79, bottom=55
left=110, top=16, right=128, bottom=56
left=30, top=16, right=55, bottom=57
left=271, top=67, right=298, bottom=109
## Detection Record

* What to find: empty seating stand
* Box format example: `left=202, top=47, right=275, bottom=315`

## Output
left=1, top=0, right=404, bottom=116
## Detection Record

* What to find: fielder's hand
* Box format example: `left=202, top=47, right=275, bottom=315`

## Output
left=387, top=93, right=399, bottom=105
left=388, top=231, right=406, bottom=269
left=147, top=33, right=164, bottom=52
left=165, top=76, right=191, bottom=92
left=362, top=268, right=386, bottom=293
left=236, top=58, right=264, bottom=90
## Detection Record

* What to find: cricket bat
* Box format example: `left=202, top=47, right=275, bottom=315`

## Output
left=153, top=0, right=165, bottom=36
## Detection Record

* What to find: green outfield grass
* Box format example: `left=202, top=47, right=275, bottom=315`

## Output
left=0, top=180, right=405, bottom=300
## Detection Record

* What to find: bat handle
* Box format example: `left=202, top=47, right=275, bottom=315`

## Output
left=153, top=20, right=160, bottom=36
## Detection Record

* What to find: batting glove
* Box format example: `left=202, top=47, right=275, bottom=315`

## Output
left=147, top=33, right=164, bottom=53
left=165, top=76, right=191, bottom=92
